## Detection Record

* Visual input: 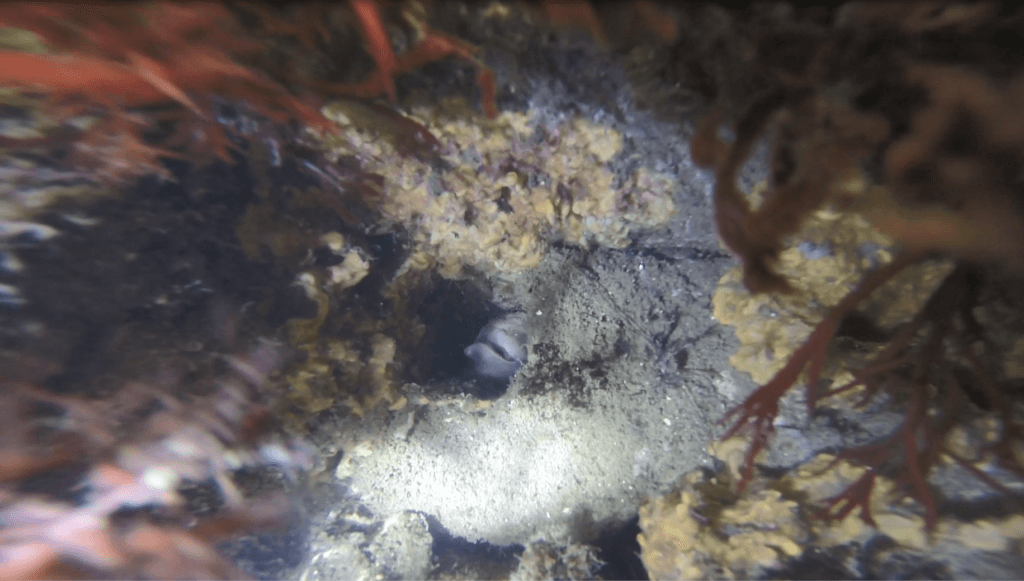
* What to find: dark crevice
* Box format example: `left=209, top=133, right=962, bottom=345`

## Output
left=411, top=278, right=511, bottom=398
left=592, top=515, right=650, bottom=580
left=421, top=512, right=523, bottom=579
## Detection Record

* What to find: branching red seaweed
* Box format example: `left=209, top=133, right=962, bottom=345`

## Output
left=721, top=252, right=923, bottom=493
left=683, top=3, right=1024, bottom=532
left=0, top=2, right=336, bottom=184
left=0, top=1, right=497, bottom=186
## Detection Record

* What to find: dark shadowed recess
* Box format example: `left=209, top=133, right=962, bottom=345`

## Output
left=413, top=277, right=516, bottom=398
left=593, top=515, right=650, bottom=580
left=422, top=512, right=525, bottom=579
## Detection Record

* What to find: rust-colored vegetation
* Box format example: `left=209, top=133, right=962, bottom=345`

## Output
left=0, top=3, right=506, bottom=577
left=0, top=2, right=334, bottom=183
left=6, top=0, right=1024, bottom=571
left=0, top=1, right=497, bottom=186
left=0, top=346, right=313, bottom=579
left=681, top=3, right=1024, bottom=531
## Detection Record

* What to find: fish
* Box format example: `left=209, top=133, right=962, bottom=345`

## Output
left=464, top=312, right=528, bottom=378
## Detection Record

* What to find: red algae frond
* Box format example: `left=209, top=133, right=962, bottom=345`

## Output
left=685, top=3, right=1024, bottom=532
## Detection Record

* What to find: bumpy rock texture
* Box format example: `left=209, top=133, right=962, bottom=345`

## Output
left=6, top=2, right=1024, bottom=580
left=336, top=245, right=733, bottom=545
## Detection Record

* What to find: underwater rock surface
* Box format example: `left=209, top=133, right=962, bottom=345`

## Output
left=337, top=245, right=736, bottom=545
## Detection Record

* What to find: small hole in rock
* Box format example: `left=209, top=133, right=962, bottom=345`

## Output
left=412, top=278, right=516, bottom=399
